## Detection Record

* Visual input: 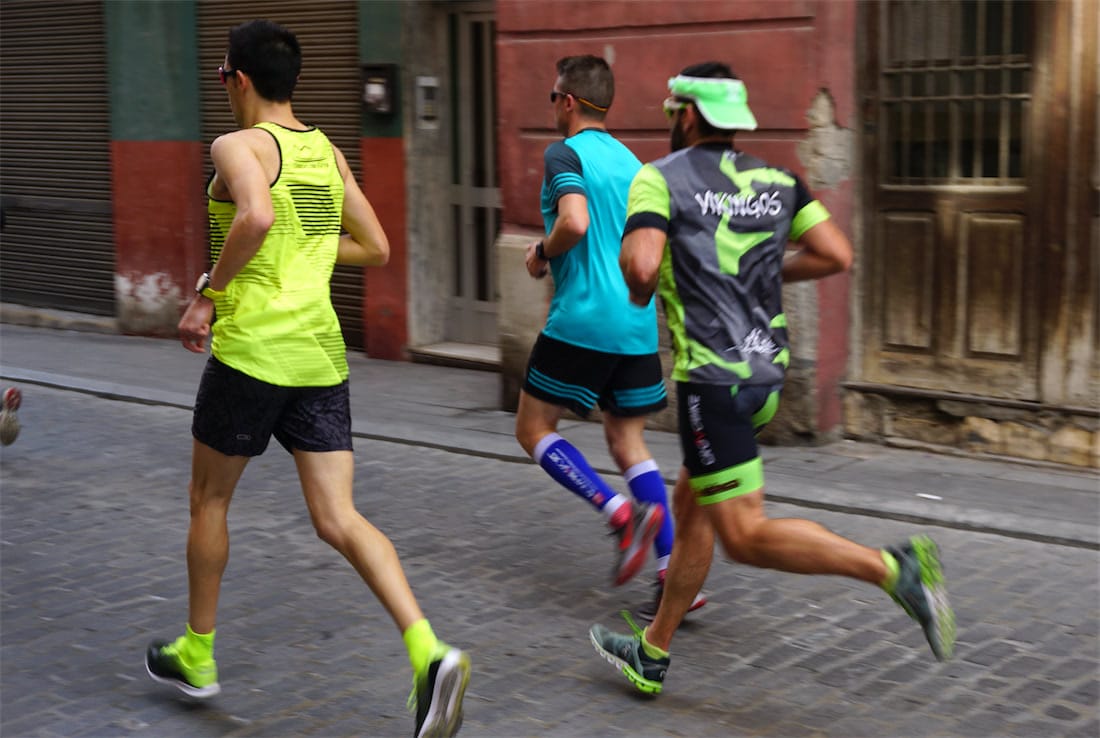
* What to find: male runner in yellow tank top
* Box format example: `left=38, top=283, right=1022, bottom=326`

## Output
left=143, top=21, right=469, bottom=738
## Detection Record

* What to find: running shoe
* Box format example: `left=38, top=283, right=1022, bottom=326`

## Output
left=887, top=535, right=956, bottom=661
left=589, top=611, right=668, bottom=695
left=145, top=637, right=220, bottom=698
left=410, top=645, right=470, bottom=738
left=636, top=569, right=707, bottom=622
left=610, top=502, right=664, bottom=586
left=0, top=386, right=22, bottom=446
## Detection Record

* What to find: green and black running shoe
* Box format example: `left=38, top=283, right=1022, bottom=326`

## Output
left=589, top=611, right=668, bottom=695
left=145, top=637, right=220, bottom=698
left=887, top=535, right=956, bottom=661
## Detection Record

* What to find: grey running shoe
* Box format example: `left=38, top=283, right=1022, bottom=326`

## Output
left=611, top=503, right=664, bottom=586
left=589, top=611, right=668, bottom=695
left=887, top=535, right=956, bottom=661
left=636, top=570, right=707, bottom=622
left=0, top=387, right=22, bottom=446
left=411, top=646, right=470, bottom=738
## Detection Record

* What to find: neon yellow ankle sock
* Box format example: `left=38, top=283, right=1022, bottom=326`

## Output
left=640, top=628, right=669, bottom=660
left=402, top=618, right=439, bottom=675
left=880, top=550, right=900, bottom=592
left=184, top=623, right=215, bottom=662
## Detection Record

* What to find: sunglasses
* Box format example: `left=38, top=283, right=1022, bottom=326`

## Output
left=549, top=89, right=610, bottom=113
left=218, top=65, right=239, bottom=86
left=663, top=97, right=690, bottom=119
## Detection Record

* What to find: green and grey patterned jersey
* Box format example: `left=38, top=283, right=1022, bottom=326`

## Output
left=624, top=144, right=829, bottom=386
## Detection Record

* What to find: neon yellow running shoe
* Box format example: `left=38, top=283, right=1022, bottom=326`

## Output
left=145, top=637, right=220, bottom=698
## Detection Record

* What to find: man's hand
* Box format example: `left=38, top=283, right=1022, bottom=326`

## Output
left=179, top=296, right=214, bottom=353
left=525, top=240, right=549, bottom=279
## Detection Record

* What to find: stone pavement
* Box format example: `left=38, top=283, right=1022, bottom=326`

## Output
left=1, top=322, right=1099, bottom=737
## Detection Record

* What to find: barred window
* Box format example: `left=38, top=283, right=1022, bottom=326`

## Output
left=880, top=0, right=1033, bottom=184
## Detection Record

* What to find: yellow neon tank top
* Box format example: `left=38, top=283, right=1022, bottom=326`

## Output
left=206, top=122, right=347, bottom=386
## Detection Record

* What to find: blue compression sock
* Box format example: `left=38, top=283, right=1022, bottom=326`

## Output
left=534, top=433, right=620, bottom=511
left=625, top=460, right=673, bottom=562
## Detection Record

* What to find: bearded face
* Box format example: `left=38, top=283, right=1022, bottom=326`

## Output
left=669, top=113, right=688, bottom=152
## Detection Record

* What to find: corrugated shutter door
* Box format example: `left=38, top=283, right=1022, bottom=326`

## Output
left=197, top=2, right=366, bottom=350
left=0, top=0, right=115, bottom=315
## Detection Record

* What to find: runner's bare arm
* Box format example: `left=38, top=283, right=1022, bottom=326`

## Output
left=334, top=146, right=389, bottom=266
left=620, top=226, right=666, bottom=306
left=543, top=193, right=588, bottom=258
left=206, top=131, right=276, bottom=289
left=178, top=131, right=274, bottom=353
left=526, top=192, right=588, bottom=278
left=782, top=218, right=853, bottom=282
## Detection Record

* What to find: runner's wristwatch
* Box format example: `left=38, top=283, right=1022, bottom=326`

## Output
left=195, top=272, right=219, bottom=300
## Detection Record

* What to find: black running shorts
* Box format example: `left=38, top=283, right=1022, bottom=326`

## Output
left=523, top=333, right=668, bottom=418
left=677, top=382, right=781, bottom=504
left=192, top=356, right=353, bottom=457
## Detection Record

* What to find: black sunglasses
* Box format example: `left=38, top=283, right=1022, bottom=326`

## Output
left=218, top=65, right=239, bottom=85
left=549, top=89, right=609, bottom=113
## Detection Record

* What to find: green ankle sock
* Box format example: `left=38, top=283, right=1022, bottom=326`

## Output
left=402, top=618, right=439, bottom=675
left=640, top=628, right=669, bottom=660
left=182, top=623, right=215, bottom=663
left=880, top=550, right=900, bottom=592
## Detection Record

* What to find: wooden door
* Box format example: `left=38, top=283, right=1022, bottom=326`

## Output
left=861, top=0, right=1041, bottom=400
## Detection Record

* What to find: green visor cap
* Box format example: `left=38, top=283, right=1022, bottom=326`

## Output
left=668, top=75, right=758, bottom=131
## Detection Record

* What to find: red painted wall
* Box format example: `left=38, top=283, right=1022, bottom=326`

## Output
left=110, top=140, right=207, bottom=334
left=361, top=137, right=408, bottom=360
left=810, top=0, right=856, bottom=432
left=498, top=0, right=822, bottom=228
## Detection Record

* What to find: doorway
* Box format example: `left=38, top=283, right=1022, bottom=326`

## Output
left=860, top=0, right=1041, bottom=400
left=445, top=5, right=500, bottom=347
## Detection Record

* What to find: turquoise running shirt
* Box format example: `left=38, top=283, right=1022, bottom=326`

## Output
left=539, top=129, right=655, bottom=355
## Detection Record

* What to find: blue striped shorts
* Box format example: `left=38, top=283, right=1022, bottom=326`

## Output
left=522, top=332, right=667, bottom=418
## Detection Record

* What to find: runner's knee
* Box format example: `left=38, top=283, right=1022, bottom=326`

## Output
left=310, top=511, right=356, bottom=551
left=188, top=479, right=234, bottom=512
left=709, top=494, right=767, bottom=564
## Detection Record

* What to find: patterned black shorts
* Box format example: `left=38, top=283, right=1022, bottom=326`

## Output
left=192, top=356, right=353, bottom=457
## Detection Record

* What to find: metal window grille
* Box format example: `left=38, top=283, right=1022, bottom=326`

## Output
left=880, top=0, right=1033, bottom=184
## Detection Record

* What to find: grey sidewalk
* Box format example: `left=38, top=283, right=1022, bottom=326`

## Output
left=1, top=322, right=1096, bottom=550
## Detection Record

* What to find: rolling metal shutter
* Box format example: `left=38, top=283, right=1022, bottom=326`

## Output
left=197, top=2, right=367, bottom=350
left=0, top=0, right=115, bottom=315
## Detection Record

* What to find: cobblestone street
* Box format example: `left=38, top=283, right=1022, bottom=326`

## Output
left=1, top=385, right=1097, bottom=737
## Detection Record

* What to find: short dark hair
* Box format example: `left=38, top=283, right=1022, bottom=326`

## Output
left=227, top=20, right=301, bottom=102
left=556, top=55, right=614, bottom=120
left=677, top=61, right=740, bottom=137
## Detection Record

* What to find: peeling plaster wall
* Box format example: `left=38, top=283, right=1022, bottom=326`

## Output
left=115, top=271, right=184, bottom=336
left=797, top=90, right=854, bottom=191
